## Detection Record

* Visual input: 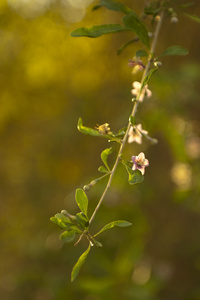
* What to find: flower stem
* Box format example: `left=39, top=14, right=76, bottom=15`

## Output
left=89, top=10, right=164, bottom=225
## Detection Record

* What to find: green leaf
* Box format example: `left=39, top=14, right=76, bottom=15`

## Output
left=135, top=49, right=148, bottom=57
left=128, top=169, right=144, bottom=185
left=76, top=212, right=89, bottom=229
left=94, top=220, right=132, bottom=237
left=77, top=118, right=122, bottom=143
left=71, top=245, right=91, bottom=282
left=92, top=238, right=103, bottom=247
left=159, top=45, right=189, bottom=57
left=92, top=4, right=101, bottom=11
left=99, top=0, right=132, bottom=14
left=101, top=147, right=113, bottom=171
left=75, top=188, right=88, bottom=216
left=121, top=160, right=144, bottom=185
left=129, top=169, right=144, bottom=185
left=129, top=116, right=136, bottom=126
left=117, top=127, right=127, bottom=136
left=77, top=118, right=101, bottom=136
left=50, top=213, right=73, bottom=230
left=144, top=6, right=160, bottom=16
left=141, top=67, right=158, bottom=90
left=59, top=230, right=76, bottom=243
left=122, top=14, right=150, bottom=48
left=117, top=38, right=136, bottom=55
left=77, top=118, right=118, bottom=142
left=98, top=165, right=109, bottom=173
left=183, top=13, right=200, bottom=23
left=177, top=2, right=194, bottom=9
left=71, top=24, right=127, bottom=38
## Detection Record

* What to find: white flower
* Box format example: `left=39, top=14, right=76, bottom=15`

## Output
left=131, top=152, right=149, bottom=175
left=128, top=124, right=148, bottom=144
left=131, top=81, right=152, bottom=102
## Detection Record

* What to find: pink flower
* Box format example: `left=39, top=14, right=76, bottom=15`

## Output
left=131, top=81, right=152, bottom=102
left=128, top=124, right=148, bottom=144
left=131, top=152, right=149, bottom=175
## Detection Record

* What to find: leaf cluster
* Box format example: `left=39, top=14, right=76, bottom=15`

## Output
left=71, top=0, right=150, bottom=50
left=50, top=186, right=132, bottom=281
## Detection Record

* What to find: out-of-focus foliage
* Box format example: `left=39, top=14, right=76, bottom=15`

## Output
left=0, top=0, right=200, bottom=299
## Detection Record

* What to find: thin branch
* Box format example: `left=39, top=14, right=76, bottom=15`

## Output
left=89, top=10, right=164, bottom=226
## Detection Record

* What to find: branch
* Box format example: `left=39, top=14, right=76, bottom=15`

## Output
left=89, top=10, right=164, bottom=225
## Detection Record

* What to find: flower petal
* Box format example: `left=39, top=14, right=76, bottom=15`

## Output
left=135, top=135, right=142, bottom=144
left=131, top=89, right=138, bottom=96
left=128, top=135, right=135, bottom=143
left=146, top=89, right=152, bottom=98
left=132, top=163, right=138, bottom=171
left=131, top=156, right=137, bottom=164
left=132, top=81, right=141, bottom=89
left=139, top=166, right=145, bottom=175
left=143, top=159, right=149, bottom=166
left=137, top=152, right=145, bottom=161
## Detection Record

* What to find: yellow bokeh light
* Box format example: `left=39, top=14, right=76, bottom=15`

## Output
left=7, top=0, right=53, bottom=18
left=171, top=162, right=192, bottom=190
left=132, top=262, right=151, bottom=285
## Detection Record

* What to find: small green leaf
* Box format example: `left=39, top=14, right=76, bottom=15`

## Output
left=159, top=45, right=189, bottom=57
left=135, top=49, right=148, bottom=57
left=92, top=4, right=101, bottom=11
left=117, top=38, right=136, bottom=55
left=177, top=2, right=194, bottom=9
left=98, top=165, right=109, bottom=173
left=94, top=220, right=132, bottom=237
left=129, top=116, right=136, bottom=126
left=50, top=213, right=73, bottom=230
left=130, top=168, right=144, bottom=184
left=99, top=0, right=133, bottom=14
left=128, top=169, right=144, bottom=185
left=59, top=230, right=76, bottom=243
left=76, top=212, right=89, bottom=229
left=117, top=127, right=127, bottom=136
left=144, top=7, right=161, bottom=16
left=141, top=67, right=158, bottom=90
left=77, top=118, right=120, bottom=142
left=101, top=147, right=113, bottom=171
left=77, top=118, right=102, bottom=136
left=122, top=14, right=150, bottom=48
left=183, top=13, right=200, bottom=23
left=71, top=24, right=127, bottom=38
left=75, top=188, right=88, bottom=216
left=92, top=238, right=103, bottom=247
left=121, top=160, right=144, bottom=185
left=71, top=245, right=91, bottom=282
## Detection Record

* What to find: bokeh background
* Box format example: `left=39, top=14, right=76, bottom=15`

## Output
left=0, top=0, right=200, bottom=299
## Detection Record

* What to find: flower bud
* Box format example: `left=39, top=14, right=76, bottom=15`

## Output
left=155, top=15, right=160, bottom=22
left=83, top=185, right=91, bottom=191
left=148, top=32, right=153, bottom=38
left=154, top=61, right=162, bottom=67
left=61, top=209, right=68, bottom=215
left=90, top=179, right=99, bottom=186
left=61, top=210, right=76, bottom=221
left=171, top=16, right=178, bottom=23
left=168, top=8, right=174, bottom=14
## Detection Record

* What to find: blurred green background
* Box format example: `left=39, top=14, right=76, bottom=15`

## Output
left=0, top=0, right=200, bottom=299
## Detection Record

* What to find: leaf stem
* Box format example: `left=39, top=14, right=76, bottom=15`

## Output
left=89, top=10, right=164, bottom=225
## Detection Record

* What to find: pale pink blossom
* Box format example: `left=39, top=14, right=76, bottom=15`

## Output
left=131, top=152, right=149, bottom=175
left=131, top=81, right=152, bottom=102
left=128, top=124, right=148, bottom=144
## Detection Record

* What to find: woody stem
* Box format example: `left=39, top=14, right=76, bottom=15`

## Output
left=89, top=10, right=164, bottom=226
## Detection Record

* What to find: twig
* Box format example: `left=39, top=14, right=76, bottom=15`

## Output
left=89, top=9, right=164, bottom=225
